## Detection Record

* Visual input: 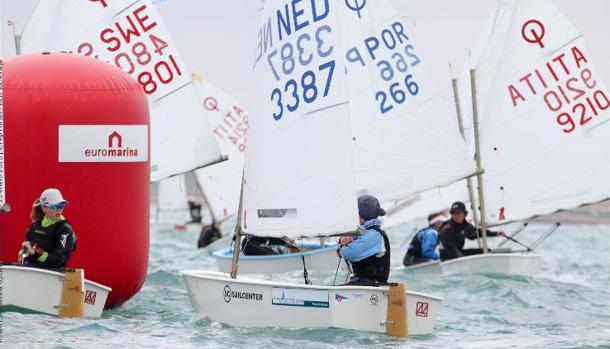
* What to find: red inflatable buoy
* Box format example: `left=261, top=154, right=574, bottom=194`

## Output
left=0, top=53, right=150, bottom=308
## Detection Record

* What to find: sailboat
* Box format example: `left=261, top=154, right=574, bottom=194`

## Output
left=7, top=0, right=225, bottom=311
left=188, top=73, right=246, bottom=248
left=18, top=0, right=226, bottom=181
left=413, top=0, right=610, bottom=276
left=0, top=265, right=111, bottom=318
left=191, top=72, right=340, bottom=268
left=180, top=0, right=488, bottom=336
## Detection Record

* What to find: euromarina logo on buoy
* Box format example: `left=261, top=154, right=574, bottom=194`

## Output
left=223, top=285, right=263, bottom=303
left=59, top=125, right=148, bottom=162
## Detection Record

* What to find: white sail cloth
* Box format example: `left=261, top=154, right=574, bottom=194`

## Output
left=19, top=0, right=223, bottom=181
left=192, top=75, right=247, bottom=221
left=460, top=0, right=610, bottom=225
left=157, top=174, right=188, bottom=212
left=243, top=0, right=475, bottom=238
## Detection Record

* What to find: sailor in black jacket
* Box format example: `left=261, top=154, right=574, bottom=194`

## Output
left=438, top=201, right=504, bottom=261
left=18, top=188, right=77, bottom=269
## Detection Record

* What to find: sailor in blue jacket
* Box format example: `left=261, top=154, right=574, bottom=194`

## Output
left=338, top=195, right=390, bottom=286
left=403, top=212, right=446, bottom=266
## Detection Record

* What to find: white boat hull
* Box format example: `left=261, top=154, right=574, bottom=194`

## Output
left=402, top=252, right=540, bottom=276
left=0, top=265, right=111, bottom=317
left=213, top=241, right=340, bottom=274
left=180, top=270, right=441, bottom=335
left=440, top=253, right=540, bottom=276
left=403, top=260, right=443, bottom=274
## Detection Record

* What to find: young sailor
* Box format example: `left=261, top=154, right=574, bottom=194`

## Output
left=403, top=212, right=446, bottom=266
left=338, top=194, right=390, bottom=286
left=18, top=188, right=77, bottom=269
left=241, top=235, right=299, bottom=255
left=187, top=199, right=203, bottom=224
left=438, top=201, right=505, bottom=261
left=197, top=219, right=222, bottom=248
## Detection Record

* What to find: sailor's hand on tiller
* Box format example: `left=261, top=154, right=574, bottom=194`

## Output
left=339, top=236, right=353, bottom=246
left=21, top=241, right=35, bottom=255
left=33, top=244, right=44, bottom=255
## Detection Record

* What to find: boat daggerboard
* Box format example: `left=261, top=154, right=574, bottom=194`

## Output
left=386, top=282, right=408, bottom=337
left=244, top=0, right=358, bottom=238
left=191, top=74, right=247, bottom=221
left=344, top=0, right=476, bottom=204
left=461, top=0, right=610, bottom=226
left=59, top=269, right=85, bottom=318
left=19, top=0, right=223, bottom=181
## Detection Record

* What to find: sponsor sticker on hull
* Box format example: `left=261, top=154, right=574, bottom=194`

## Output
left=223, top=285, right=263, bottom=303
left=272, top=287, right=329, bottom=308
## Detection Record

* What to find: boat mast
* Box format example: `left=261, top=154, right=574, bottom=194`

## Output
left=470, top=69, right=489, bottom=254
left=229, top=172, right=245, bottom=279
left=452, top=78, right=482, bottom=249
left=8, top=21, right=21, bottom=55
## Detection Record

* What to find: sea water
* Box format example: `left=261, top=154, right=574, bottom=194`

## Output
left=3, top=216, right=610, bottom=348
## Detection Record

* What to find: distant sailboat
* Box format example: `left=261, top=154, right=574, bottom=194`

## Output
left=191, top=73, right=247, bottom=224
left=18, top=0, right=226, bottom=181
left=424, top=0, right=610, bottom=276
left=179, top=0, right=485, bottom=336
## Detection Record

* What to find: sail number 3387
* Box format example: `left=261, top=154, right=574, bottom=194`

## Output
left=271, top=61, right=335, bottom=121
left=268, top=25, right=335, bottom=121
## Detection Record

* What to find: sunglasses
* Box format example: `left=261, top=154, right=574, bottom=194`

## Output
left=47, top=203, right=66, bottom=210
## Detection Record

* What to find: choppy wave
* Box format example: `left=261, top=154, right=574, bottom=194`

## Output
left=3, top=219, right=610, bottom=348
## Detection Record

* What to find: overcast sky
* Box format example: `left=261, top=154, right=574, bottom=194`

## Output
left=2, top=0, right=610, bottom=115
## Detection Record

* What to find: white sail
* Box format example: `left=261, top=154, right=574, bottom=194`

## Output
left=243, top=0, right=357, bottom=237
left=382, top=181, right=469, bottom=228
left=157, top=174, right=188, bottom=212
left=344, top=1, right=475, bottom=203
left=191, top=74, right=247, bottom=221
left=464, top=0, right=610, bottom=225
left=244, top=0, right=476, bottom=237
left=19, top=0, right=223, bottom=181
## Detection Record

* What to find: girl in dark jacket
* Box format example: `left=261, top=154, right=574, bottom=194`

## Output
left=18, top=188, right=77, bottom=269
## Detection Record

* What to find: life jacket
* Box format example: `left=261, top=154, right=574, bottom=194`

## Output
left=350, top=226, right=391, bottom=283
left=407, top=230, right=424, bottom=257
left=26, top=219, right=75, bottom=252
left=407, top=226, right=438, bottom=258
left=25, top=219, right=76, bottom=268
